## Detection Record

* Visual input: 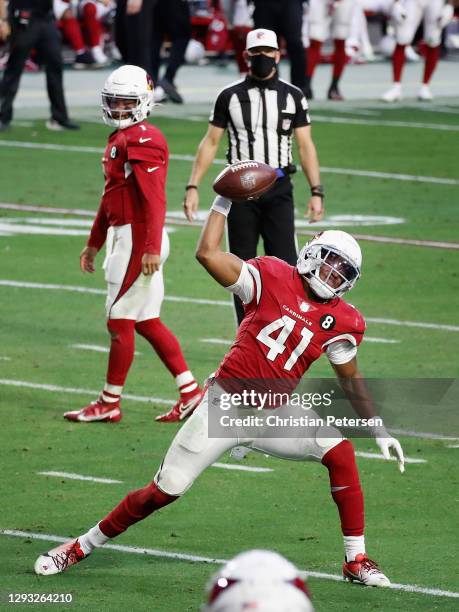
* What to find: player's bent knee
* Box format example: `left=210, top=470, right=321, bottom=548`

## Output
left=425, top=34, right=441, bottom=47
left=154, top=465, right=194, bottom=497
left=315, top=426, right=344, bottom=458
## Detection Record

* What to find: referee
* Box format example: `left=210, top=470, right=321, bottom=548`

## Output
left=0, top=0, right=79, bottom=131
left=184, top=28, right=323, bottom=324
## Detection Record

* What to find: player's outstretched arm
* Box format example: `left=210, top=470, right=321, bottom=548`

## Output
left=196, top=198, right=243, bottom=288
left=332, top=358, right=405, bottom=473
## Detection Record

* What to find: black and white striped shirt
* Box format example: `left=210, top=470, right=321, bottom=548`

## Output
left=209, top=73, right=310, bottom=169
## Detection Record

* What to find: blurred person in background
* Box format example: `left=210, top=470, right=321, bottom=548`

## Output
left=0, top=0, right=79, bottom=131
left=252, top=0, right=307, bottom=92
left=77, top=0, right=114, bottom=65
left=115, top=0, right=156, bottom=74
left=54, top=0, right=95, bottom=68
left=150, top=0, right=191, bottom=104
left=303, top=0, right=356, bottom=100
left=381, top=0, right=454, bottom=101
left=220, top=0, right=253, bottom=75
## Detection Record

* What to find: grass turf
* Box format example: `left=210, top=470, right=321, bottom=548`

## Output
left=0, top=104, right=458, bottom=611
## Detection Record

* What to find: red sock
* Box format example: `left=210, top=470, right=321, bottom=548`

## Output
left=423, top=45, right=440, bottom=84
left=322, top=440, right=364, bottom=537
left=100, top=482, right=177, bottom=538
left=135, top=318, right=189, bottom=378
left=61, top=17, right=85, bottom=54
left=230, top=27, right=249, bottom=74
left=392, top=43, right=406, bottom=83
left=307, top=39, right=322, bottom=78
left=106, top=319, right=136, bottom=387
left=81, top=2, right=102, bottom=48
left=332, top=39, right=346, bottom=80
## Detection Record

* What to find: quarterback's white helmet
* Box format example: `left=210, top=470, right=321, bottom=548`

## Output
left=205, top=550, right=314, bottom=612
left=101, top=65, right=154, bottom=129
left=297, top=230, right=361, bottom=300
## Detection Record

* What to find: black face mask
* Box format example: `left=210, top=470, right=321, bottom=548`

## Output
left=249, top=54, right=276, bottom=79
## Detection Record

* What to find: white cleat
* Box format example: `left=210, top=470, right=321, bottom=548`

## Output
left=381, top=84, right=402, bottom=103
left=418, top=84, right=433, bottom=101
left=343, top=553, right=391, bottom=587
left=34, top=539, right=88, bottom=576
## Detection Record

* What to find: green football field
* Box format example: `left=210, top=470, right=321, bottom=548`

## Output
left=0, top=103, right=458, bottom=611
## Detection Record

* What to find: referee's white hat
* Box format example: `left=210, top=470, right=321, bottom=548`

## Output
left=246, top=28, right=279, bottom=50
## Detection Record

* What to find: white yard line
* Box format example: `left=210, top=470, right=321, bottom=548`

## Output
left=1, top=378, right=455, bottom=442
left=2, top=278, right=458, bottom=332
left=446, top=444, right=459, bottom=448
left=69, top=343, right=142, bottom=356
left=0, top=356, right=11, bottom=361
left=212, top=463, right=273, bottom=473
left=355, top=452, right=426, bottom=464
left=1, top=529, right=458, bottom=598
left=295, top=229, right=459, bottom=250
left=1, top=202, right=459, bottom=250
left=313, top=114, right=459, bottom=132
left=0, top=378, right=174, bottom=406
left=0, top=141, right=458, bottom=186
left=38, top=471, right=123, bottom=484
left=363, top=337, right=399, bottom=344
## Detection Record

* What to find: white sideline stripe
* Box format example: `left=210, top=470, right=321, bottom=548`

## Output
left=295, top=228, right=459, bottom=250
left=355, top=452, right=426, bottom=464
left=0, top=356, right=11, bottom=361
left=0, top=141, right=458, bottom=186
left=389, top=429, right=458, bottom=441
left=1, top=529, right=458, bottom=599
left=0, top=201, right=459, bottom=250
left=446, top=444, right=459, bottom=448
left=212, top=463, right=273, bottom=473
left=2, top=279, right=459, bottom=332
left=0, top=379, right=454, bottom=443
left=313, top=114, right=459, bottom=132
left=363, top=337, right=399, bottom=344
left=0, top=379, right=174, bottom=406
left=38, top=471, right=123, bottom=484
left=39, top=467, right=270, bottom=480
left=69, top=343, right=142, bottom=356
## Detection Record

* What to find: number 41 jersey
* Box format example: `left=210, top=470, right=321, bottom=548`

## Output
left=217, top=256, right=366, bottom=381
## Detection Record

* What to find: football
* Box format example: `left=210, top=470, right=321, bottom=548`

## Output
left=213, top=160, right=278, bottom=202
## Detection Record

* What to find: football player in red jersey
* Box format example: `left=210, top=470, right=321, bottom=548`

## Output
left=36, top=193, right=405, bottom=586
left=64, top=65, right=202, bottom=424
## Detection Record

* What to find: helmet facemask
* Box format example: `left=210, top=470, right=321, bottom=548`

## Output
left=101, top=92, right=150, bottom=129
left=298, top=244, right=360, bottom=300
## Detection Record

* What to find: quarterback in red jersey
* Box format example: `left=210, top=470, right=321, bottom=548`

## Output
left=36, top=192, right=405, bottom=587
left=64, top=65, right=201, bottom=424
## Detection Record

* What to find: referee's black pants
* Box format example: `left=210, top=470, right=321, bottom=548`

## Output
left=227, top=176, right=298, bottom=325
left=115, top=0, right=157, bottom=76
left=0, top=18, right=69, bottom=125
left=253, top=0, right=306, bottom=90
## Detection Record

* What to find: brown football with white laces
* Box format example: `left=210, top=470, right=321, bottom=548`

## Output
left=213, top=160, right=278, bottom=202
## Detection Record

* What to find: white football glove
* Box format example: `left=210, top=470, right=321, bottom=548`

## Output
left=375, top=435, right=405, bottom=473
